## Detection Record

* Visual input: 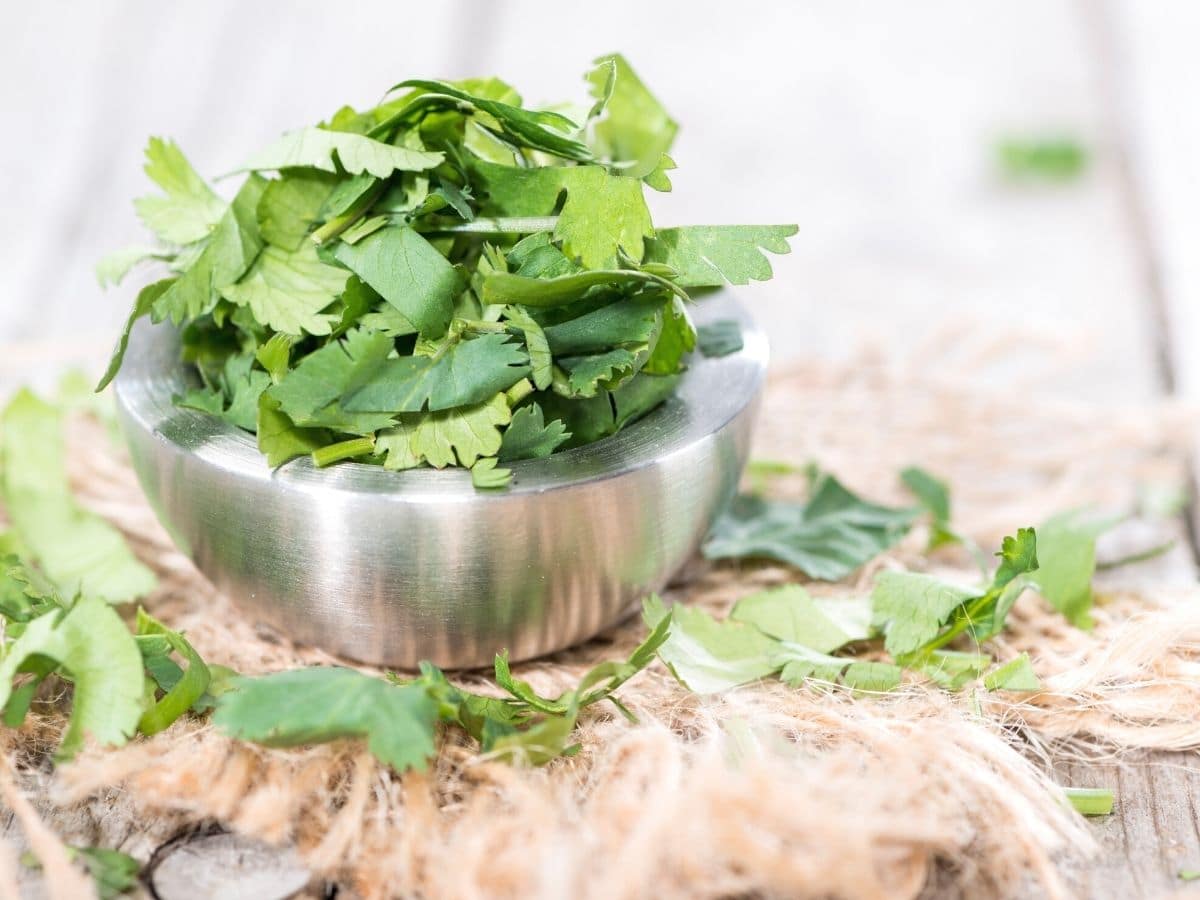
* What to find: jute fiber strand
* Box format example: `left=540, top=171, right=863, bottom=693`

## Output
left=2, top=344, right=1198, bottom=900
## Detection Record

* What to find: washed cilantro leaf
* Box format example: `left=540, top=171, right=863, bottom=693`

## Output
left=1033, top=510, right=1118, bottom=629
left=703, top=472, right=918, bottom=580
left=345, top=331, right=529, bottom=413
left=238, top=126, right=444, bottom=178
left=1, top=391, right=156, bottom=603
left=100, top=58, right=791, bottom=486
left=471, top=457, right=512, bottom=489
left=327, top=225, right=460, bottom=337
left=586, top=53, right=678, bottom=181
left=95, top=244, right=163, bottom=288
left=775, top=645, right=901, bottom=692
left=133, top=137, right=225, bottom=245
left=135, top=608, right=211, bottom=736
left=695, top=319, right=744, bottom=357
left=871, top=573, right=976, bottom=657
left=256, top=393, right=330, bottom=468
left=643, top=226, right=797, bottom=287
left=730, top=585, right=871, bottom=652
left=0, top=595, right=144, bottom=759
left=983, top=653, right=1041, bottom=692
left=150, top=174, right=266, bottom=326
left=257, top=170, right=337, bottom=250
left=498, top=404, right=570, bottom=461
left=377, top=392, right=511, bottom=469
left=214, top=667, right=440, bottom=773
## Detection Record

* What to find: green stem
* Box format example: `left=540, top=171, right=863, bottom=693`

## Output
left=312, top=437, right=376, bottom=468
left=918, top=592, right=994, bottom=656
left=311, top=182, right=387, bottom=246
left=1062, top=786, right=1114, bottom=816
left=1096, top=539, right=1175, bottom=571
left=505, top=379, right=534, bottom=406
left=414, top=216, right=559, bottom=235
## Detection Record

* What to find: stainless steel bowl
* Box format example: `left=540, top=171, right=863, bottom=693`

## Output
left=114, top=291, right=767, bottom=668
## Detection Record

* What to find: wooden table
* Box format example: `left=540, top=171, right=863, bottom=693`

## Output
left=2, top=2, right=1198, bottom=896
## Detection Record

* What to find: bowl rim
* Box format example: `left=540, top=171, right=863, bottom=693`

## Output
left=114, top=290, right=768, bottom=502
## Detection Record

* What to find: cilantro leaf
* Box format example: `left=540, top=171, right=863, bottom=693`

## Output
left=0, top=596, right=144, bottom=759
left=222, top=243, right=348, bottom=336
left=95, top=243, right=163, bottom=288
left=344, top=332, right=529, bottom=413
left=643, top=225, right=797, bottom=287
left=213, top=667, right=440, bottom=772
left=135, top=608, right=211, bottom=735
left=133, top=137, right=225, bottom=245
left=498, top=403, right=570, bottom=461
left=482, top=268, right=684, bottom=307
left=586, top=54, right=678, bottom=181
left=257, top=170, right=337, bottom=250
left=543, top=297, right=661, bottom=355
left=256, top=393, right=330, bottom=468
left=695, top=319, right=743, bottom=357
left=238, top=127, right=443, bottom=178
left=1, top=390, right=156, bottom=603
left=870, top=573, right=976, bottom=657
left=471, top=457, right=512, bottom=490
left=703, top=472, right=918, bottom=580
left=390, top=80, right=590, bottom=163
left=96, top=278, right=174, bottom=391
left=377, top=392, right=511, bottom=469
left=775, top=645, right=901, bottom=692
left=151, top=175, right=267, bottom=324
left=503, top=306, right=553, bottom=390
left=730, top=585, right=870, bottom=652
left=983, top=653, right=1041, bottom=692
left=1033, top=510, right=1117, bottom=629
left=267, top=328, right=395, bottom=434
left=327, top=225, right=460, bottom=337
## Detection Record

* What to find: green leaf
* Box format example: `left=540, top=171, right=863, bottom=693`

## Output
left=775, top=644, right=902, bottom=692
left=267, top=328, right=395, bottom=434
left=1062, top=786, right=1113, bottom=816
left=553, top=167, right=653, bottom=268
left=255, top=333, right=293, bottom=383
left=558, top=348, right=644, bottom=397
left=503, top=306, right=552, bottom=389
left=256, top=393, right=330, bottom=468
left=643, top=226, right=797, bottom=287
left=703, top=472, right=918, bottom=580
left=238, top=126, right=444, bottom=178
left=72, top=847, right=140, bottom=900
left=135, top=608, right=211, bottom=735
left=695, top=319, right=743, bottom=357
left=152, top=175, right=267, bottom=324
left=344, top=332, right=529, bottom=413
left=900, top=466, right=950, bottom=525
left=983, top=653, right=1041, bottom=692
left=543, top=297, right=662, bottom=355
left=483, top=269, right=683, bottom=308
left=642, top=595, right=778, bottom=694
left=391, top=79, right=590, bottom=162
left=222, top=243, right=348, bottom=336
left=0, top=596, right=144, bottom=759
left=471, top=456, right=512, bottom=489
left=133, top=137, right=225, bottom=245
left=585, top=53, right=678, bottom=180
left=257, top=170, right=338, bottom=250
left=730, top=585, right=869, bottom=653
left=498, top=403, right=570, bottom=461
left=911, top=649, right=992, bottom=690
left=213, top=667, right=440, bottom=772
left=870, top=572, right=976, bottom=657
left=1, top=390, right=156, bottom=603
left=1033, top=510, right=1116, bottom=629
left=327, top=225, right=460, bottom=337
left=95, top=244, right=162, bottom=288
left=536, top=371, right=678, bottom=448
left=377, top=392, right=511, bottom=469
left=96, top=278, right=174, bottom=391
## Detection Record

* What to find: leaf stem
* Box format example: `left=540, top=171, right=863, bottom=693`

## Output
left=312, top=437, right=376, bottom=468
left=311, top=182, right=387, bottom=246
left=414, top=216, right=558, bottom=235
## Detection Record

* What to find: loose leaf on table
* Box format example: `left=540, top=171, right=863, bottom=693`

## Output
left=135, top=608, right=211, bottom=736
left=237, top=127, right=443, bottom=178
left=0, top=596, right=144, bottom=759
left=1032, top=510, right=1119, bottom=630
left=729, top=585, right=871, bottom=653
left=214, top=667, right=441, bottom=772
left=982, top=653, right=1042, bottom=692
left=133, top=137, right=225, bottom=245
left=703, top=471, right=918, bottom=580
left=1, top=390, right=156, bottom=603
left=643, top=226, right=797, bottom=287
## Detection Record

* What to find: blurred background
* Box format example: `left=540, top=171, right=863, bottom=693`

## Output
left=2, top=0, right=1198, bottom=404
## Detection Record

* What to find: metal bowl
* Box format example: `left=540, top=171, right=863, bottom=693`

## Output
left=114, top=291, right=767, bottom=668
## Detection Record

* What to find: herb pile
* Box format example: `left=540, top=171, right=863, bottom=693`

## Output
left=98, top=56, right=796, bottom=487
